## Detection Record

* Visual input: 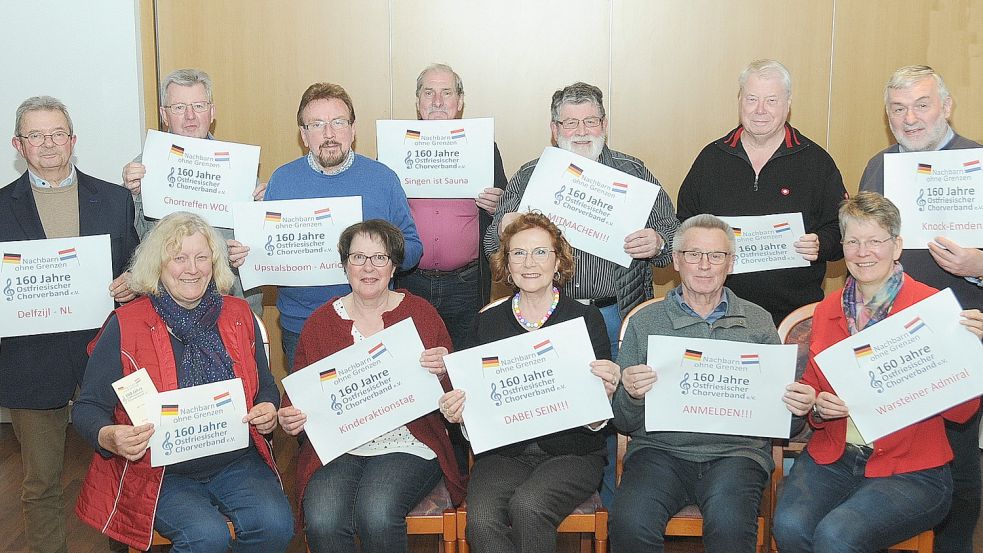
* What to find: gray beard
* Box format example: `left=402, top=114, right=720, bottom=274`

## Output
left=557, top=134, right=604, bottom=161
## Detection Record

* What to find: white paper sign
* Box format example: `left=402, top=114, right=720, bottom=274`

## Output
left=815, top=288, right=983, bottom=442
left=644, top=336, right=796, bottom=438
left=884, top=148, right=983, bottom=248
left=112, top=368, right=160, bottom=428
left=516, top=147, right=660, bottom=267
left=444, top=318, right=613, bottom=454
left=141, top=129, right=260, bottom=228
left=149, top=378, right=249, bottom=467
left=281, top=318, right=445, bottom=465
left=0, top=235, right=113, bottom=337
left=718, top=213, right=809, bottom=274
left=233, top=197, right=362, bottom=290
left=376, top=118, right=494, bottom=198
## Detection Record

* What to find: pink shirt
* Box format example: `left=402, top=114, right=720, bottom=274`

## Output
left=409, top=198, right=479, bottom=270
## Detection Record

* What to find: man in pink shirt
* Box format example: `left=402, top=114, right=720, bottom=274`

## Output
left=399, top=64, right=507, bottom=350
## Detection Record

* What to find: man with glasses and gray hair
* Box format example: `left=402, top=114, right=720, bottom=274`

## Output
left=860, top=64, right=982, bottom=553
left=677, top=59, right=848, bottom=327
left=399, top=63, right=508, bottom=351
left=119, top=68, right=264, bottom=315
left=485, top=81, right=679, bottom=506
left=610, top=214, right=801, bottom=553
left=1, top=95, right=139, bottom=553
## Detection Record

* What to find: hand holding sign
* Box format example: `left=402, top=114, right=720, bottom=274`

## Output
left=98, top=423, right=155, bottom=462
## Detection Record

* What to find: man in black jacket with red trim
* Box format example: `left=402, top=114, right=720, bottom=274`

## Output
left=677, top=59, right=847, bottom=326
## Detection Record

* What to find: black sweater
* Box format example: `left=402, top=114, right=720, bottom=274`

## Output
left=678, top=124, right=848, bottom=324
left=469, top=294, right=610, bottom=457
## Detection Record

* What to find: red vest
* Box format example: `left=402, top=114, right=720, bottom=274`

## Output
left=74, top=296, right=280, bottom=550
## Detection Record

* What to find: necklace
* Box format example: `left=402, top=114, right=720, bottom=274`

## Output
left=512, top=286, right=560, bottom=329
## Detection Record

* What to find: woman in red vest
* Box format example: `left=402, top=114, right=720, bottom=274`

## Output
left=73, top=211, right=293, bottom=552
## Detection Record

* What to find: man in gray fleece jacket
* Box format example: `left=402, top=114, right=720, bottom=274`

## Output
left=608, top=214, right=812, bottom=553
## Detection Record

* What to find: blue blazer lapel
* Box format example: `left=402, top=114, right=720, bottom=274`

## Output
left=77, top=170, right=103, bottom=236
left=8, top=173, right=46, bottom=239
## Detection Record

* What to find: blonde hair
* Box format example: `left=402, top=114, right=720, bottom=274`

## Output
left=128, top=211, right=234, bottom=295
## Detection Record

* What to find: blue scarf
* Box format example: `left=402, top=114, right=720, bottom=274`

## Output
left=149, top=281, right=235, bottom=388
left=842, top=263, right=905, bottom=335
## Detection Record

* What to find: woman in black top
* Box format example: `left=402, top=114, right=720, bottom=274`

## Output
left=439, top=212, right=618, bottom=553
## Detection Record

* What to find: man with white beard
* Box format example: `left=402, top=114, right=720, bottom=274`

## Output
left=860, top=65, right=983, bottom=553
left=484, top=81, right=678, bottom=506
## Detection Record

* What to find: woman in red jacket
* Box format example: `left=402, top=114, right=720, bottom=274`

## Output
left=73, top=212, right=293, bottom=552
left=774, top=192, right=983, bottom=552
left=277, top=219, right=465, bottom=553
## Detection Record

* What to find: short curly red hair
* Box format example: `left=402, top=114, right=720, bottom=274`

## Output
left=490, top=212, right=575, bottom=290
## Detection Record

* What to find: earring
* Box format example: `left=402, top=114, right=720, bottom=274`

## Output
left=506, top=274, right=513, bottom=284
left=554, top=271, right=560, bottom=281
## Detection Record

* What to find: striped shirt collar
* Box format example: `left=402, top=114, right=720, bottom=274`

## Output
left=28, top=166, right=77, bottom=189
left=671, top=285, right=729, bottom=324
left=307, top=149, right=355, bottom=176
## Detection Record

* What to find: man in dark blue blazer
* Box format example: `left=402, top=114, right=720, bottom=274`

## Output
left=0, top=96, right=139, bottom=553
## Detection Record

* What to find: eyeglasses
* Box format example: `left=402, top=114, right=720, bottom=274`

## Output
left=302, top=119, right=352, bottom=132
left=17, top=131, right=72, bottom=147
left=678, top=250, right=730, bottom=265
left=162, top=102, right=212, bottom=115
left=841, top=236, right=896, bottom=251
left=347, top=253, right=391, bottom=267
left=554, top=117, right=603, bottom=130
left=508, top=248, right=555, bottom=264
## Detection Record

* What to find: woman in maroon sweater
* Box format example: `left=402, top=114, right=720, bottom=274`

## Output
left=277, top=220, right=465, bottom=553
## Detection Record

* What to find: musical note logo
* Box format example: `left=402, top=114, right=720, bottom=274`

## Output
left=265, top=235, right=274, bottom=256
left=489, top=382, right=503, bottom=406
left=3, top=279, right=12, bottom=301
left=868, top=370, right=885, bottom=394
left=330, top=393, right=343, bottom=415
left=679, top=372, right=691, bottom=395
left=162, top=431, right=174, bottom=455
left=167, top=167, right=176, bottom=187
left=553, top=185, right=566, bottom=205
left=404, top=151, right=414, bottom=170
left=916, top=189, right=927, bottom=211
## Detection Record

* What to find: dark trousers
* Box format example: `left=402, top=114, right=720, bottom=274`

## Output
left=466, top=445, right=604, bottom=553
left=935, top=405, right=983, bottom=553
left=610, top=449, right=768, bottom=553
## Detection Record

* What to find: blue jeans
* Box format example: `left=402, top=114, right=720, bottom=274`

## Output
left=303, top=452, right=442, bottom=553
left=609, top=448, right=768, bottom=553
left=154, top=449, right=294, bottom=553
left=398, top=263, right=481, bottom=352
left=281, top=326, right=300, bottom=373
left=599, top=302, right=621, bottom=507
left=773, top=447, right=953, bottom=553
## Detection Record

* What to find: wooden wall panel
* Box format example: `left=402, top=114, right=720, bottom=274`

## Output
left=610, top=0, right=834, bottom=206
left=830, top=0, right=983, bottom=192
left=390, top=0, right=610, bottom=176
left=155, top=0, right=391, bottom=182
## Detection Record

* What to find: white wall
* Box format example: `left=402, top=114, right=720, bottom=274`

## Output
left=0, top=1, right=145, bottom=423
left=0, top=0, right=145, bottom=184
